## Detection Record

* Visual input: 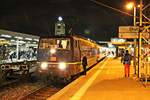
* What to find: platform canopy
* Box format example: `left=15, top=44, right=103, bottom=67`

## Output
left=0, top=29, right=39, bottom=40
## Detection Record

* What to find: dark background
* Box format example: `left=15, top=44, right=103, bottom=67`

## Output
left=0, top=0, right=149, bottom=41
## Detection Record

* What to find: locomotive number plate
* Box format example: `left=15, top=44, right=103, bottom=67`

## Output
left=50, top=57, right=56, bottom=61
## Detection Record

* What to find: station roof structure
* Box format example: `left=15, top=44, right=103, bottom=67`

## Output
left=0, top=29, right=39, bottom=39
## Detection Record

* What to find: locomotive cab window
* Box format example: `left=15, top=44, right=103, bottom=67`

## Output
left=56, top=39, right=70, bottom=49
left=39, top=38, right=70, bottom=50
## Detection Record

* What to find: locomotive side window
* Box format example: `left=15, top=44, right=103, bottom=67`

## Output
left=79, top=40, right=97, bottom=58
left=39, top=39, right=53, bottom=49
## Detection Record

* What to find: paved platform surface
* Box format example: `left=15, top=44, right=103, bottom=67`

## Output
left=48, top=58, right=150, bottom=100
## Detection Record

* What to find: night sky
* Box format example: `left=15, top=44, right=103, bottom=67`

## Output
left=0, top=0, right=149, bottom=41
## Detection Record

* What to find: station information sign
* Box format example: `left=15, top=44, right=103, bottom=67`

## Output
left=111, top=38, right=126, bottom=45
left=119, top=26, right=139, bottom=39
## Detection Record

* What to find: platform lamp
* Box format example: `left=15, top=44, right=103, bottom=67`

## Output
left=126, top=2, right=137, bottom=75
left=126, top=0, right=143, bottom=77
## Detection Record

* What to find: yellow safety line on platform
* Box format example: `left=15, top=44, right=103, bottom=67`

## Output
left=70, top=58, right=109, bottom=100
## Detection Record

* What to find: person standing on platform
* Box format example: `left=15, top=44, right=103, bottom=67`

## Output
left=82, top=56, right=87, bottom=75
left=120, top=50, right=124, bottom=63
left=121, top=50, right=132, bottom=77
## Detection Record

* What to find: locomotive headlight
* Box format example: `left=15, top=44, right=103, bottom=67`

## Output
left=58, top=62, right=66, bottom=70
left=40, top=62, right=48, bottom=70
left=50, top=49, right=56, bottom=54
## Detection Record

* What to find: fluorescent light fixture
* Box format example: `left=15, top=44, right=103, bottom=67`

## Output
left=1, top=34, right=11, bottom=38
left=0, top=38, right=6, bottom=40
left=25, top=38, right=32, bottom=41
left=33, top=42, right=37, bottom=44
left=33, top=39, right=39, bottom=42
left=19, top=41, right=26, bottom=43
left=10, top=39, right=15, bottom=42
left=15, top=36, right=23, bottom=39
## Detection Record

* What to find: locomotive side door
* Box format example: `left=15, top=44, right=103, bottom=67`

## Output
left=73, top=39, right=81, bottom=62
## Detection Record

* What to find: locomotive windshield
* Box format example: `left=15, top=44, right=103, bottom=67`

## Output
left=39, top=38, right=70, bottom=50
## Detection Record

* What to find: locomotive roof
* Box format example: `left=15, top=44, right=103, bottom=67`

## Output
left=40, top=35, right=99, bottom=46
left=41, top=35, right=95, bottom=42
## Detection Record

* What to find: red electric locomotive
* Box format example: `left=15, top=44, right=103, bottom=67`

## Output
left=37, top=35, right=105, bottom=81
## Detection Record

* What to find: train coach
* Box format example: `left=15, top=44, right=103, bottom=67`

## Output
left=37, top=35, right=105, bottom=81
left=0, top=29, right=39, bottom=79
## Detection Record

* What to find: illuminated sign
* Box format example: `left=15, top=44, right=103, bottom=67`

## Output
left=111, top=38, right=126, bottom=42
left=55, top=21, right=65, bottom=36
left=119, top=26, right=139, bottom=39
left=111, top=38, right=126, bottom=44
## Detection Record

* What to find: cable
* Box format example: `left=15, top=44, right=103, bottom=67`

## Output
left=90, top=0, right=133, bottom=17
left=142, top=3, right=150, bottom=11
left=143, top=14, right=150, bottom=21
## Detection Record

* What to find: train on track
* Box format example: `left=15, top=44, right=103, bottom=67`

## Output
left=37, top=35, right=105, bottom=81
left=0, top=29, right=39, bottom=79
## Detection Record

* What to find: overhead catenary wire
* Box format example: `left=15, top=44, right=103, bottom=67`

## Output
left=89, top=0, right=133, bottom=17
left=90, top=0, right=150, bottom=24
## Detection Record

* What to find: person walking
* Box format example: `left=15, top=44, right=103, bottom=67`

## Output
left=121, top=50, right=132, bottom=77
left=82, top=56, right=87, bottom=75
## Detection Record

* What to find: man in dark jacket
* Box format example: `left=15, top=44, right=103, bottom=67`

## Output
left=82, top=56, right=87, bottom=75
left=121, top=50, right=132, bottom=77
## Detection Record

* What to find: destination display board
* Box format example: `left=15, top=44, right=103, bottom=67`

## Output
left=119, top=26, right=139, bottom=39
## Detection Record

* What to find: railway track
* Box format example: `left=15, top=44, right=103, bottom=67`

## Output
left=0, top=74, right=33, bottom=91
left=0, top=75, right=45, bottom=100
left=21, top=57, right=106, bottom=100
left=0, top=79, right=20, bottom=91
left=21, top=85, right=62, bottom=100
left=0, top=80, right=46, bottom=100
left=0, top=57, right=105, bottom=100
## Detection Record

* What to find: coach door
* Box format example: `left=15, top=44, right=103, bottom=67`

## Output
left=73, top=39, right=81, bottom=62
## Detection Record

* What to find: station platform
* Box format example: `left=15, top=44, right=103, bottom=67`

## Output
left=48, top=58, right=150, bottom=100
